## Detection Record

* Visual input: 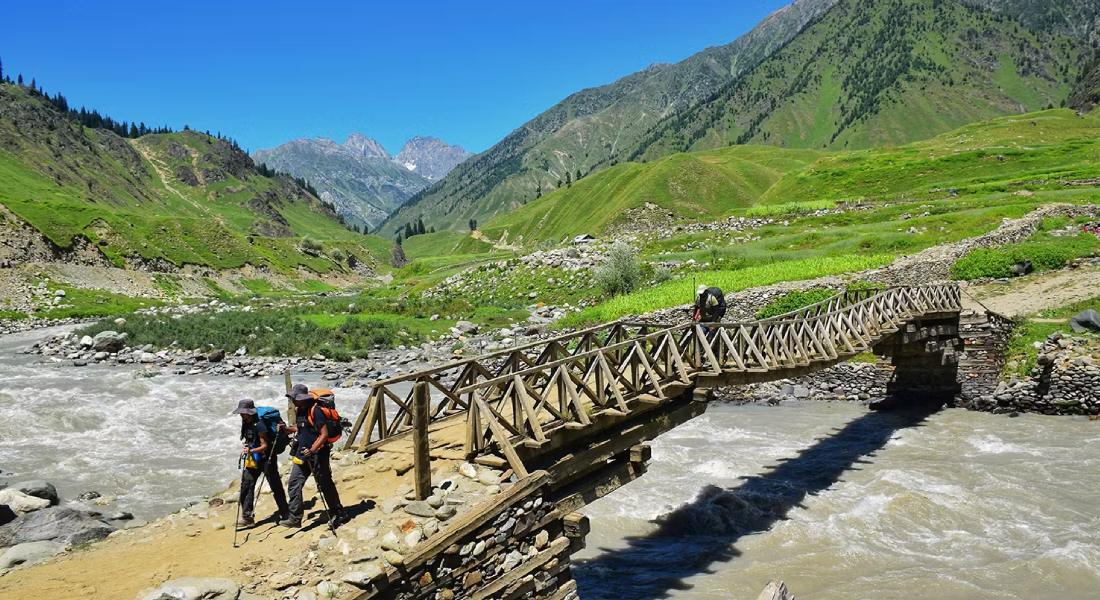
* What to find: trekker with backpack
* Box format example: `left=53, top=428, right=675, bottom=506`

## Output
left=693, top=284, right=727, bottom=341
left=231, top=398, right=290, bottom=528
left=280, top=387, right=347, bottom=529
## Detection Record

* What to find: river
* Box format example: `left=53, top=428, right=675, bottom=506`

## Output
left=0, top=327, right=372, bottom=518
left=573, top=402, right=1100, bottom=599
left=2, top=329, right=1098, bottom=598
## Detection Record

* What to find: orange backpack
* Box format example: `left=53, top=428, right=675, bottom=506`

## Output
left=307, top=388, right=343, bottom=444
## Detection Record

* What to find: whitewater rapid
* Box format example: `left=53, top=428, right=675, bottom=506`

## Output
left=573, top=403, right=1100, bottom=599
left=0, top=327, right=372, bottom=518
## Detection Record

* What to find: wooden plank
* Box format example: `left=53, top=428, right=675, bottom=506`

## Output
left=412, top=382, right=432, bottom=500
left=514, top=374, right=548, bottom=442
left=473, top=394, right=530, bottom=478
left=596, top=353, right=630, bottom=412
left=634, top=341, right=667, bottom=399
left=472, top=537, right=570, bottom=600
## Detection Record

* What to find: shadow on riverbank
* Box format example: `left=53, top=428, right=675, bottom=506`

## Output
left=573, top=404, right=938, bottom=600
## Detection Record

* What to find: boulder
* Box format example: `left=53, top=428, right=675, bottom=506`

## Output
left=0, top=506, right=115, bottom=547
left=136, top=577, right=241, bottom=600
left=0, top=540, right=66, bottom=570
left=453, top=321, right=478, bottom=335
left=92, top=331, right=126, bottom=353
left=206, top=349, right=226, bottom=363
left=79, top=335, right=94, bottom=348
left=0, top=489, right=51, bottom=514
left=13, top=480, right=59, bottom=505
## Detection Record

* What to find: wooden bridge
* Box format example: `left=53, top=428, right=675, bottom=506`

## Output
left=344, top=284, right=963, bottom=499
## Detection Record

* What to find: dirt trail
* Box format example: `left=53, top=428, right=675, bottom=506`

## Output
left=0, top=416, right=484, bottom=600
left=967, top=264, right=1100, bottom=318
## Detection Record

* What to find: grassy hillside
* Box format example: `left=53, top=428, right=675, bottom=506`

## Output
left=479, top=107, right=1100, bottom=243
left=0, top=83, right=389, bottom=274
left=633, top=0, right=1082, bottom=158
left=382, top=0, right=839, bottom=233
left=481, top=146, right=820, bottom=243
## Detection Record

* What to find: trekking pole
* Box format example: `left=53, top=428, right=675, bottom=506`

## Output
left=250, top=434, right=278, bottom=523
left=306, top=452, right=339, bottom=536
left=232, top=452, right=244, bottom=548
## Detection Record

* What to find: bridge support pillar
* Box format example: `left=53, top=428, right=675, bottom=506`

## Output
left=872, top=312, right=962, bottom=409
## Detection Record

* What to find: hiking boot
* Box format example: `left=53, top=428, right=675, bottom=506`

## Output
left=278, top=517, right=302, bottom=528
left=330, top=510, right=349, bottom=529
left=236, top=515, right=255, bottom=528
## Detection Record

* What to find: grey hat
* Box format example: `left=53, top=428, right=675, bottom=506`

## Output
left=292, top=392, right=313, bottom=403
left=285, top=383, right=308, bottom=399
left=231, top=398, right=257, bottom=415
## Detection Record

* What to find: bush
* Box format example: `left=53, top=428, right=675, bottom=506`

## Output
left=301, top=237, right=323, bottom=252
left=951, top=235, right=1100, bottom=280
left=595, top=242, right=641, bottom=296
left=755, top=288, right=837, bottom=319
left=330, top=248, right=346, bottom=264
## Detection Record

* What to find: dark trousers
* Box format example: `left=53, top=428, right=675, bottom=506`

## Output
left=239, top=456, right=289, bottom=519
left=287, top=447, right=343, bottom=521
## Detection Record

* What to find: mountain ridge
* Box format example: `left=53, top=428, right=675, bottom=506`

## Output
left=252, top=133, right=470, bottom=229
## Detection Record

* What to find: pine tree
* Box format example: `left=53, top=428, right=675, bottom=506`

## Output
left=404, top=222, right=414, bottom=239
left=17, top=74, right=23, bottom=86
left=565, top=171, right=572, bottom=187
left=0, top=57, right=4, bottom=83
left=416, top=217, right=425, bottom=235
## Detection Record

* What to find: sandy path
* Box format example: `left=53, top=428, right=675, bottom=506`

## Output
left=966, top=264, right=1100, bottom=318
left=0, top=415, right=481, bottom=600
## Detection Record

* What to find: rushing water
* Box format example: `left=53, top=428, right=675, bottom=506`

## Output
left=0, top=327, right=372, bottom=518
left=3, top=329, right=1099, bottom=598
left=574, top=403, right=1100, bottom=600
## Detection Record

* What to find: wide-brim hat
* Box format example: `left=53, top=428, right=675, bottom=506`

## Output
left=231, top=398, right=257, bottom=415
left=285, top=383, right=308, bottom=399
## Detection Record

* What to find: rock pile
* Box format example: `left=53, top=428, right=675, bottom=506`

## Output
left=963, top=331, right=1100, bottom=415
left=715, top=362, right=889, bottom=405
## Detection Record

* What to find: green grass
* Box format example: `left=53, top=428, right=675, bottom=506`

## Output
left=1004, top=295, right=1100, bottom=377
left=559, top=254, right=893, bottom=327
left=951, top=233, right=1100, bottom=280
left=482, top=145, right=821, bottom=243
left=755, top=288, right=838, bottom=319
left=35, top=286, right=162, bottom=319
left=0, top=309, right=29, bottom=321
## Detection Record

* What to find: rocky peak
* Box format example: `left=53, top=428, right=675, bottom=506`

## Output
left=344, top=133, right=390, bottom=159
left=394, top=136, right=472, bottom=180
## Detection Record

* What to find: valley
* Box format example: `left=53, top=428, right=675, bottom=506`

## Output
left=2, top=0, right=1100, bottom=598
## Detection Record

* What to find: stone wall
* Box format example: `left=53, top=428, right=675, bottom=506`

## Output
left=961, top=331, right=1100, bottom=416
left=362, top=472, right=582, bottom=600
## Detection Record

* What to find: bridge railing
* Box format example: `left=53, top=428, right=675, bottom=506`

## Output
left=343, top=284, right=961, bottom=491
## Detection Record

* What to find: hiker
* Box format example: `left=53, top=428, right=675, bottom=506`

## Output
left=281, top=388, right=347, bottom=528
left=693, top=284, right=726, bottom=340
left=232, top=399, right=290, bottom=528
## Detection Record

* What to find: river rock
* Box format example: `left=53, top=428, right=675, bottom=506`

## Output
left=137, top=577, right=241, bottom=600
left=342, top=563, right=383, bottom=589
left=92, top=331, right=126, bottom=353
left=206, top=349, right=226, bottom=363
left=757, top=580, right=795, bottom=600
left=13, top=480, right=59, bottom=505
left=458, top=463, right=478, bottom=479
left=79, top=335, right=94, bottom=348
left=0, top=540, right=66, bottom=570
left=0, top=489, right=51, bottom=515
left=316, top=581, right=339, bottom=598
left=0, top=506, right=115, bottom=547
left=404, top=501, right=436, bottom=518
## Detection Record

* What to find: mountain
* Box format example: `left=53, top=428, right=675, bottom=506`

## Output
left=629, top=0, right=1084, bottom=158
left=481, top=107, right=1100, bottom=243
left=252, top=134, right=470, bottom=229
left=385, top=0, right=1093, bottom=233
left=251, top=135, right=428, bottom=229
left=394, top=136, right=472, bottom=180
left=382, top=0, right=839, bottom=232
left=1069, top=55, right=1100, bottom=111
left=0, top=82, right=388, bottom=275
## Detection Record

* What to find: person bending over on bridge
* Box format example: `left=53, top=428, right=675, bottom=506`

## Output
left=693, top=284, right=726, bottom=340
left=280, top=389, right=347, bottom=529
left=231, top=399, right=290, bottom=528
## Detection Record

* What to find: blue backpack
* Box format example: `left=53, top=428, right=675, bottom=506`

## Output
left=256, top=406, right=290, bottom=455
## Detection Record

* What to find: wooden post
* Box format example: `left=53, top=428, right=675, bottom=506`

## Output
left=284, top=369, right=295, bottom=423
left=413, top=380, right=432, bottom=500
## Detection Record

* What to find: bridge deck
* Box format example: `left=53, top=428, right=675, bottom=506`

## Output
left=345, top=284, right=962, bottom=491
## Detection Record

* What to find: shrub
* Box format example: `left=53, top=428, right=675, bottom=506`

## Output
left=951, top=235, right=1100, bottom=280
left=301, top=237, right=323, bottom=252
left=755, top=288, right=837, bottom=319
left=330, top=248, right=346, bottom=264
left=594, top=242, right=641, bottom=296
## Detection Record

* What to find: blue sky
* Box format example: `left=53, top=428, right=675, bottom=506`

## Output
left=3, top=0, right=792, bottom=154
